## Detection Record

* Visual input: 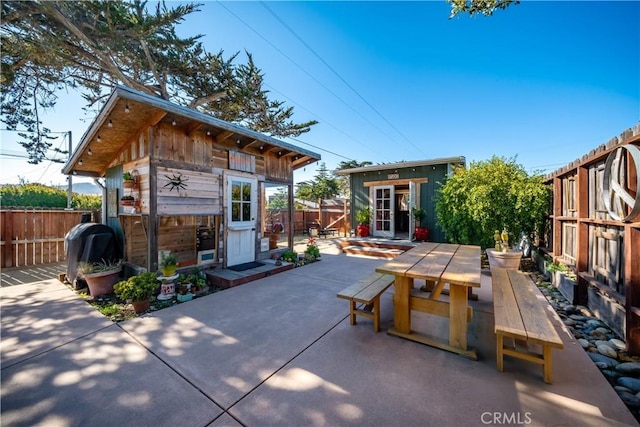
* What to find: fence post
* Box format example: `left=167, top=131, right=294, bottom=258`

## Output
left=2, top=210, right=14, bottom=268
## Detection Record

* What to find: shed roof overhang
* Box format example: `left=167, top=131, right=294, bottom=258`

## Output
left=62, top=85, right=321, bottom=177
left=334, top=156, right=466, bottom=175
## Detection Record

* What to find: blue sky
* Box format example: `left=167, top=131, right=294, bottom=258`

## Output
left=1, top=0, right=638, bottom=187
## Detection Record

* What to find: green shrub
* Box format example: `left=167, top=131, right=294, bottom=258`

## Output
left=434, top=156, right=551, bottom=249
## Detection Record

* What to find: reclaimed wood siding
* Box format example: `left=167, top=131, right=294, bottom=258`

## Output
left=156, top=166, right=220, bottom=215
left=1, top=209, right=98, bottom=268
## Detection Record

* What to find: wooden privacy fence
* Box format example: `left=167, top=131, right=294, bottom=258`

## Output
left=1, top=209, right=100, bottom=268
left=294, top=208, right=350, bottom=236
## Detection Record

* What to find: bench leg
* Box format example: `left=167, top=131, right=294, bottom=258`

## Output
left=543, top=345, right=553, bottom=384
left=372, top=296, right=380, bottom=333
left=349, top=300, right=357, bottom=325
left=496, top=333, right=504, bottom=372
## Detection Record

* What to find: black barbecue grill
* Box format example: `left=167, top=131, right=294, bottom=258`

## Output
left=65, top=222, right=121, bottom=289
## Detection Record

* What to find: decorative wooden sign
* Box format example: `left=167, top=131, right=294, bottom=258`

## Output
left=229, top=151, right=255, bottom=173
left=387, top=173, right=400, bottom=180
left=603, top=144, right=640, bottom=222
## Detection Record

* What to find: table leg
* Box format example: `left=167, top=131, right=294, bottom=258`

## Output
left=393, top=275, right=412, bottom=334
left=449, top=284, right=469, bottom=350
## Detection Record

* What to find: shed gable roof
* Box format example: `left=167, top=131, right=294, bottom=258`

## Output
left=63, top=85, right=321, bottom=177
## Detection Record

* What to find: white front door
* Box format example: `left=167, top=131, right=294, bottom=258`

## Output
left=373, top=185, right=394, bottom=238
left=226, top=175, right=257, bottom=266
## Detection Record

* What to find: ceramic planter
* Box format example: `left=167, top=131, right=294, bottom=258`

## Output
left=83, top=267, right=122, bottom=296
left=414, top=227, right=429, bottom=241
left=131, top=300, right=150, bottom=314
left=486, top=248, right=522, bottom=270
left=177, top=293, right=193, bottom=302
left=357, top=224, right=370, bottom=237
left=161, top=265, right=177, bottom=277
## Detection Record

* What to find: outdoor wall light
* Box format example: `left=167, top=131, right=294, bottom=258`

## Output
left=172, top=119, right=177, bottom=126
left=96, top=135, right=101, bottom=142
left=78, top=159, right=83, bottom=166
left=108, top=119, right=113, bottom=127
left=206, top=130, right=211, bottom=136
left=88, top=148, right=93, bottom=155
left=125, top=103, right=130, bottom=113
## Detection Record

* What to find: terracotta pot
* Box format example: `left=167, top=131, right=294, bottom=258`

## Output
left=269, top=233, right=279, bottom=250
left=83, top=267, right=122, bottom=296
left=357, top=224, right=370, bottom=237
left=123, top=180, right=135, bottom=188
left=414, top=227, right=429, bottom=241
left=486, top=248, right=523, bottom=270
left=131, top=300, right=150, bottom=314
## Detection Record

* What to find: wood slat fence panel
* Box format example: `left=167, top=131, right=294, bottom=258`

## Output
left=1, top=209, right=99, bottom=268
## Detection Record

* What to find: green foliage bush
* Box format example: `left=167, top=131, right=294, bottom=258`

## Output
left=0, top=183, right=101, bottom=209
left=434, top=156, right=551, bottom=249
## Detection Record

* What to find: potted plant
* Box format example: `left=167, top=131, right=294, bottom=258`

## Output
left=123, top=171, right=136, bottom=188
left=188, top=273, right=207, bottom=295
left=412, top=207, right=429, bottom=241
left=160, top=252, right=178, bottom=277
left=486, top=228, right=522, bottom=270
left=304, top=236, right=321, bottom=262
left=269, top=221, right=284, bottom=250
left=78, top=259, right=124, bottom=296
left=356, top=207, right=371, bottom=238
left=176, top=274, right=193, bottom=302
left=114, top=272, right=159, bottom=313
left=120, top=195, right=135, bottom=206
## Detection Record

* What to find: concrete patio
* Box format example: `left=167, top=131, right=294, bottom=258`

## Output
left=1, top=249, right=637, bottom=426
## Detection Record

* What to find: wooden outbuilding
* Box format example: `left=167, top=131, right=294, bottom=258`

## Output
left=336, top=158, right=465, bottom=241
left=62, top=85, right=320, bottom=271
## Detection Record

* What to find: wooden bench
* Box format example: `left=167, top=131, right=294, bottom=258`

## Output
left=318, top=228, right=338, bottom=238
left=337, top=272, right=395, bottom=332
left=492, top=268, right=564, bottom=384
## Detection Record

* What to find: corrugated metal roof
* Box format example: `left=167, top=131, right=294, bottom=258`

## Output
left=335, top=157, right=466, bottom=175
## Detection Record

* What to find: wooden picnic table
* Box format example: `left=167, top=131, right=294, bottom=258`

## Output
left=375, top=242, right=481, bottom=359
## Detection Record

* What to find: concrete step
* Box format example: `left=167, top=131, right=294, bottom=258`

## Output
left=342, top=245, right=406, bottom=259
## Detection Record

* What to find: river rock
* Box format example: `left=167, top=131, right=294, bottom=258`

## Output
left=588, top=353, right=619, bottom=368
left=576, top=305, right=591, bottom=316
left=586, top=319, right=602, bottom=327
left=570, top=314, right=589, bottom=321
left=616, top=362, right=640, bottom=376
left=591, top=329, right=607, bottom=339
left=596, top=340, right=616, bottom=349
left=563, top=318, right=576, bottom=327
left=578, top=338, right=590, bottom=349
left=616, top=390, right=640, bottom=409
left=610, top=339, right=626, bottom=351
left=615, top=385, right=633, bottom=393
left=618, top=377, right=640, bottom=393
left=603, top=369, right=623, bottom=380
left=562, top=304, right=576, bottom=313
left=598, top=344, right=618, bottom=359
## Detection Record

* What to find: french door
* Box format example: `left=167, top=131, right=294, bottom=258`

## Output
left=373, top=186, right=394, bottom=238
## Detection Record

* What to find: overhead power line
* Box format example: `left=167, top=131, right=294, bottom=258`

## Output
left=215, top=1, right=397, bottom=161
left=259, top=1, right=427, bottom=157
